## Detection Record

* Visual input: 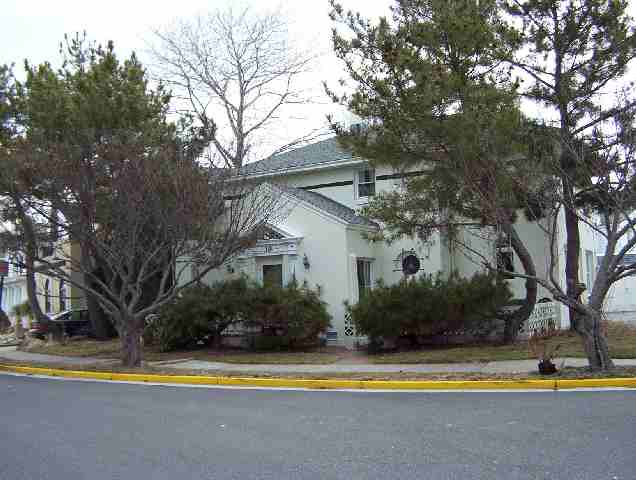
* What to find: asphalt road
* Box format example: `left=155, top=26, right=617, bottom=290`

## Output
left=1, top=375, right=635, bottom=480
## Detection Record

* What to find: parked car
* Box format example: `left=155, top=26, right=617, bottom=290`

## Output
left=29, top=309, right=92, bottom=339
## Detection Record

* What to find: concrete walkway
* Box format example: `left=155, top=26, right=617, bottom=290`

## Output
left=0, top=346, right=118, bottom=366
left=154, top=357, right=636, bottom=374
left=2, top=345, right=636, bottom=374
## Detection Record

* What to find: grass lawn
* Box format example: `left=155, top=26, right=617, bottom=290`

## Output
left=371, top=321, right=636, bottom=364
left=23, top=339, right=341, bottom=364
left=18, top=321, right=636, bottom=365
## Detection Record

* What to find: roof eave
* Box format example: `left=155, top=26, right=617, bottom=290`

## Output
left=238, top=158, right=366, bottom=180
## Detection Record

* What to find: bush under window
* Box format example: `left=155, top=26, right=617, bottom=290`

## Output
left=346, top=272, right=512, bottom=349
left=147, top=277, right=331, bottom=352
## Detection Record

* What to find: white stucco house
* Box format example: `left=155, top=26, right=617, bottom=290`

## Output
left=184, top=137, right=599, bottom=345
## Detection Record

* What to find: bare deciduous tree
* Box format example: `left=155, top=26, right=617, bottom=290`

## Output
left=150, top=6, right=320, bottom=168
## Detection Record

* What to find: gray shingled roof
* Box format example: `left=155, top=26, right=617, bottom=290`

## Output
left=282, top=186, right=378, bottom=228
left=241, top=137, right=358, bottom=176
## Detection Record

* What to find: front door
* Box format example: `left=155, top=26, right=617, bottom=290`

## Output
left=262, top=264, right=283, bottom=288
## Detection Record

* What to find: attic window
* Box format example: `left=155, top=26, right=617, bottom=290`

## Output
left=357, top=168, right=375, bottom=199
left=257, top=226, right=284, bottom=240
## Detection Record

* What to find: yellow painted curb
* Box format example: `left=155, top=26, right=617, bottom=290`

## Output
left=1, top=364, right=635, bottom=390
left=555, top=378, right=636, bottom=389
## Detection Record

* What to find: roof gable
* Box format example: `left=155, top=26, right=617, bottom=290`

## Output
left=282, top=186, right=378, bottom=228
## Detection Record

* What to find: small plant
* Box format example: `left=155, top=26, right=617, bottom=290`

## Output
left=528, top=325, right=561, bottom=374
left=11, top=301, right=34, bottom=323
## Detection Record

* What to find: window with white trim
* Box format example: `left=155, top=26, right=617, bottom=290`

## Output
left=14, top=254, right=24, bottom=276
left=356, top=258, right=373, bottom=299
left=356, top=168, right=375, bottom=199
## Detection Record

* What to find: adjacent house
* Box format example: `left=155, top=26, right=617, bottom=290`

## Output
left=1, top=240, right=87, bottom=326
left=181, top=137, right=602, bottom=346
left=34, top=241, right=86, bottom=318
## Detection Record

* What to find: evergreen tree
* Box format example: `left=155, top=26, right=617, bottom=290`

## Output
left=327, top=0, right=547, bottom=342
left=17, top=34, right=176, bottom=340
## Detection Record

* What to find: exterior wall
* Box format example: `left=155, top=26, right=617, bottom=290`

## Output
left=449, top=226, right=491, bottom=279
left=578, top=214, right=602, bottom=300
left=604, top=278, right=636, bottom=324
left=286, top=162, right=446, bottom=285
left=282, top=163, right=424, bottom=211
left=282, top=166, right=362, bottom=208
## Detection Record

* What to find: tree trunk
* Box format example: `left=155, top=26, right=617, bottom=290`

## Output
left=14, top=195, right=49, bottom=326
left=0, top=308, right=10, bottom=332
left=80, top=245, right=116, bottom=339
left=85, top=288, right=115, bottom=339
left=578, top=265, right=614, bottom=371
left=120, top=315, right=143, bottom=367
left=578, top=311, right=613, bottom=371
left=501, top=223, right=538, bottom=344
left=563, top=201, right=581, bottom=331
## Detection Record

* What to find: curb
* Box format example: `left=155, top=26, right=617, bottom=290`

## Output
left=2, top=364, right=636, bottom=390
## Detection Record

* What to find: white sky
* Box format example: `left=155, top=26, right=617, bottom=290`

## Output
left=2, top=0, right=635, bottom=160
left=2, top=0, right=393, bottom=160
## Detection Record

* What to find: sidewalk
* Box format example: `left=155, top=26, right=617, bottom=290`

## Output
left=3, top=345, right=636, bottom=374
left=0, top=346, right=118, bottom=366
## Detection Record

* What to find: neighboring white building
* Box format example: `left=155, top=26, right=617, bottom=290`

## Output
left=602, top=255, right=636, bottom=323
left=0, top=252, right=28, bottom=327
left=597, top=232, right=636, bottom=323
left=184, top=137, right=596, bottom=345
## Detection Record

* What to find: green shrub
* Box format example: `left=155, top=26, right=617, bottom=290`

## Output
left=347, top=272, right=512, bottom=348
left=147, top=277, right=254, bottom=352
left=247, top=281, right=332, bottom=350
left=11, top=301, right=33, bottom=320
left=148, top=277, right=331, bottom=352
left=248, top=335, right=292, bottom=351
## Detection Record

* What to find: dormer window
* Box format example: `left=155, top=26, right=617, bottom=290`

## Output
left=356, top=168, right=375, bottom=200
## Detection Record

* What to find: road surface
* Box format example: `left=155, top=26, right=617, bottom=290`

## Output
left=1, top=374, right=635, bottom=479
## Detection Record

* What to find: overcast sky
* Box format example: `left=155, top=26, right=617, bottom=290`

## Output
left=2, top=0, right=394, bottom=160
left=3, top=0, right=635, bottom=161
